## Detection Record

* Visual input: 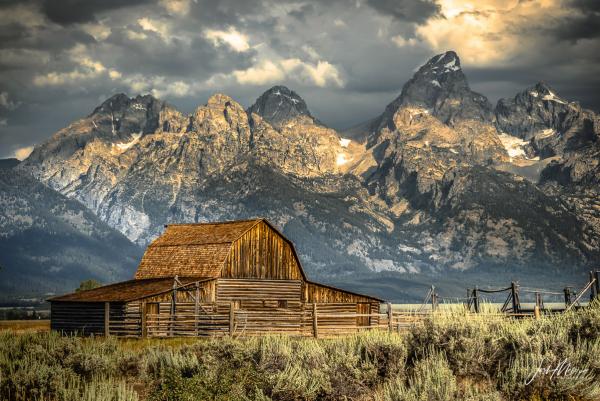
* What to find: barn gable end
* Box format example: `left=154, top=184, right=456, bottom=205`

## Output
left=222, top=220, right=304, bottom=280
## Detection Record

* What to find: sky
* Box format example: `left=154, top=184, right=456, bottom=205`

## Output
left=0, top=0, right=599, bottom=159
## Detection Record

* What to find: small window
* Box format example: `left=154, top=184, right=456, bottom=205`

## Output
left=278, top=300, right=288, bottom=308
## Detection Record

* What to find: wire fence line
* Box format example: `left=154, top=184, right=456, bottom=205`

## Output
left=413, top=270, right=600, bottom=317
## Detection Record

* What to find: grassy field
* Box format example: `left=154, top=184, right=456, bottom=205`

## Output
left=0, top=304, right=599, bottom=401
left=0, top=319, right=50, bottom=333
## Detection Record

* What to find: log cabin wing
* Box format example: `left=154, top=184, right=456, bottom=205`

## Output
left=49, top=218, right=384, bottom=337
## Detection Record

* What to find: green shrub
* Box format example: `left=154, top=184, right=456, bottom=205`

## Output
left=376, top=349, right=457, bottom=401
left=1, top=305, right=600, bottom=401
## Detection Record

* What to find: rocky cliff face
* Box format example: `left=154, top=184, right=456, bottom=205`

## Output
left=493, top=82, right=600, bottom=252
left=14, top=51, right=600, bottom=300
left=0, top=161, right=141, bottom=298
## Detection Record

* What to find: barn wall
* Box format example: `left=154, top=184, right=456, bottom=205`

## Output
left=222, top=222, right=303, bottom=280
left=216, top=278, right=302, bottom=303
left=142, top=280, right=217, bottom=303
left=304, top=282, right=379, bottom=304
left=50, top=302, right=105, bottom=335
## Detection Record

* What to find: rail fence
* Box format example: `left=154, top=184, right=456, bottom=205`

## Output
left=102, top=269, right=600, bottom=338
left=105, top=302, right=436, bottom=338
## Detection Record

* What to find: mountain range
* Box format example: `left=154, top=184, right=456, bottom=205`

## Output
left=2, top=50, right=598, bottom=301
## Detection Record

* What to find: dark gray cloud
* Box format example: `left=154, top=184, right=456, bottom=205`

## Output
left=0, top=0, right=599, bottom=159
left=288, top=3, right=315, bottom=21
left=366, top=0, right=440, bottom=23
left=551, top=13, right=600, bottom=42
left=542, top=0, right=600, bottom=42
left=40, top=0, right=155, bottom=25
left=102, top=26, right=255, bottom=79
left=571, top=0, right=600, bottom=12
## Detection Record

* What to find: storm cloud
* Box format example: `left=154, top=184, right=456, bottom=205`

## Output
left=0, top=0, right=599, bottom=159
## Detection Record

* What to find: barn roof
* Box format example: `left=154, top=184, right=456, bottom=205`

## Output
left=48, top=277, right=207, bottom=303
left=135, top=219, right=269, bottom=279
left=135, top=218, right=309, bottom=281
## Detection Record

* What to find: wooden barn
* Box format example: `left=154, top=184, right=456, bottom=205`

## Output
left=49, top=219, right=385, bottom=337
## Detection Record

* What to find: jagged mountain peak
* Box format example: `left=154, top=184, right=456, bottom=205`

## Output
left=518, top=81, right=571, bottom=105
left=91, top=93, right=164, bottom=117
left=494, top=81, right=588, bottom=144
left=206, top=92, right=237, bottom=106
left=531, top=81, right=552, bottom=92
left=196, top=92, right=247, bottom=118
left=400, top=50, right=472, bottom=105
left=417, top=50, right=462, bottom=76
left=373, top=50, right=492, bottom=131
left=247, top=85, right=312, bottom=128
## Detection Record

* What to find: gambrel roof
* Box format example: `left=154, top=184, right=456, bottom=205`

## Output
left=135, top=218, right=307, bottom=280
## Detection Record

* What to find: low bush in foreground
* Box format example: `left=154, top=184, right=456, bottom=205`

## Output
left=1, top=303, right=599, bottom=401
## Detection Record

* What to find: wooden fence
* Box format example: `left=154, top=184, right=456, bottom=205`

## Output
left=103, top=302, right=434, bottom=338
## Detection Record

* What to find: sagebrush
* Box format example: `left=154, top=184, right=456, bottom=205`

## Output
left=1, top=303, right=599, bottom=401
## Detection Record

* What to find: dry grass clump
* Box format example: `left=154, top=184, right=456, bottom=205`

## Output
left=1, top=303, right=599, bottom=401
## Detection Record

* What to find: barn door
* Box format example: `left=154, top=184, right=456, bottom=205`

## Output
left=146, top=302, right=159, bottom=315
left=145, top=303, right=159, bottom=337
left=356, top=303, right=370, bottom=327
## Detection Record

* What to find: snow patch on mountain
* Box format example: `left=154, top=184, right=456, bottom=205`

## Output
left=535, top=128, right=558, bottom=139
left=346, top=239, right=407, bottom=273
left=336, top=153, right=349, bottom=166
left=443, top=58, right=460, bottom=72
left=339, top=138, right=351, bottom=148
left=115, top=133, right=142, bottom=152
left=498, top=132, right=529, bottom=159
left=542, top=91, right=566, bottom=104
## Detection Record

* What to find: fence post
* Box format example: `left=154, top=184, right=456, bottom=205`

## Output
left=431, top=285, right=437, bottom=312
left=104, top=302, right=110, bottom=337
left=594, top=271, right=600, bottom=301
left=140, top=301, right=146, bottom=339
left=534, top=292, right=541, bottom=319
left=387, top=302, right=392, bottom=333
left=473, top=287, right=480, bottom=313
left=195, top=282, right=200, bottom=335
left=229, top=301, right=235, bottom=336
left=564, top=287, right=572, bottom=307
left=466, top=288, right=471, bottom=311
left=312, top=303, right=318, bottom=338
left=510, top=282, right=519, bottom=314
left=169, top=282, right=177, bottom=337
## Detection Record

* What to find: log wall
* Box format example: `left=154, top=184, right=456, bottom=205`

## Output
left=222, top=222, right=303, bottom=280
left=51, top=299, right=385, bottom=338
left=50, top=302, right=105, bottom=335
left=304, top=282, right=378, bottom=303
left=216, top=279, right=302, bottom=302
left=142, top=280, right=217, bottom=303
